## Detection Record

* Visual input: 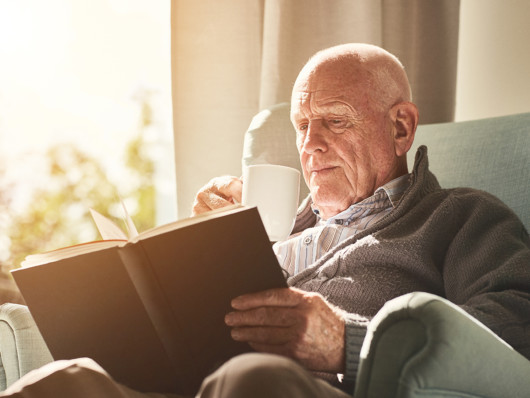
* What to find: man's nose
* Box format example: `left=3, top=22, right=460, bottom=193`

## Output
left=301, top=121, right=329, bottom=154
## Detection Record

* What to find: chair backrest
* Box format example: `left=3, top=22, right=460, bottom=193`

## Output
left=242, top=104, right=530, bottom=231
left=409, top=112, right=530, bottom=231
left=242, top=103, right=309, bottom=203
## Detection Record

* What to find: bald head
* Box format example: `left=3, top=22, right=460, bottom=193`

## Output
left=293, top=43, right=412, bottom=116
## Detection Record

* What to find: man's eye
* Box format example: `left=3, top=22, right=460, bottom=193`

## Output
left=329, top=119, right=346, bottom=127
left=298, top=124, right=308, bottom=131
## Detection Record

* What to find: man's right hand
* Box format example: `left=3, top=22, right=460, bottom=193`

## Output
left=191, top=176, right=243, bottom=216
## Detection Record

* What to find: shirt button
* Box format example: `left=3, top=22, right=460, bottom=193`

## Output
left=303, top=236, right=313, bottom=245
left=335, top=219, right=343, bottom=225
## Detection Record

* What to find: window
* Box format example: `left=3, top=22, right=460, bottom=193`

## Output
left=0, top=0, right=174, bottom=299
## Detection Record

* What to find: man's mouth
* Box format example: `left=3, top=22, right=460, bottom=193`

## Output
left=310, top=166, right=337, bottom=176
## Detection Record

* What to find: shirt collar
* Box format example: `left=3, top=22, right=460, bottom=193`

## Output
left=312, top=173, right=411, bottom=225
left=375, top=173, right=411, bottom=207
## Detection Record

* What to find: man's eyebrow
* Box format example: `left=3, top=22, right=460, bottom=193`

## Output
left=312, top=100, right=356, bottom=114
left=310, top=100, right=364, bottom=123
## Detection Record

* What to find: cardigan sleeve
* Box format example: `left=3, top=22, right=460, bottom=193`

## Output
left=343, top=318, right=369, bottom=385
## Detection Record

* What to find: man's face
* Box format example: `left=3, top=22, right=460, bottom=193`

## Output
left=291, top=62, right=401, bottom=219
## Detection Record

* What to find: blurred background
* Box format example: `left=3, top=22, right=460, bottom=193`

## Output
left=0, top=0, right=174, bottom=301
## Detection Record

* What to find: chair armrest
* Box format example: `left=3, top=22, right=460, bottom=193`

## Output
left=0, top=303, right=53, bottom=391
left=354, top=292, right=530, bottom=398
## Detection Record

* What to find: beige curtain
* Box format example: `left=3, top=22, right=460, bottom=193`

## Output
left=171, top=0, right=460, bottom=218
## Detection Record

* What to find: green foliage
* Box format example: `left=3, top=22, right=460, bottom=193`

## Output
left=0, top=95, right=158, bottom=300
left=7, top=144, right=120, bottom=268
left=124, top=134, right=156, bottom=233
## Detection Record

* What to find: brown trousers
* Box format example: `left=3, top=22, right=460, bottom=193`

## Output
left=0, top=354, right=352, bottom=398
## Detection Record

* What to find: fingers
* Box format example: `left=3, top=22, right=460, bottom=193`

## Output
left=232, top=326, right=296, bottom=346
left=195, top=190, right=234, bottom=210
left=191, top=201, right=214, bottom=216
left=191, top=176, right=243, bottom=216
left=204, top=176, right=242, bottom=204
left=225, top=288, right=347, bottom=373
left=230, top=287, right=304, bottom=310
left=225, top=306, right=298, bottom=328
left=220, top=178, right=243, bottom=203
left=227, top=307, right=303, bottom=351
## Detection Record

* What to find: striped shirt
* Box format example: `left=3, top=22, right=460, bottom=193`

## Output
left=273, top=174, right=411, bottom=277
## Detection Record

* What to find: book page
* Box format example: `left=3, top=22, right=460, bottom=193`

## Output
left=90, top=208, right=129, bottom=240
left=121, top=200, right=139, bottom=239
left=132, top=204, right=245, bottom=242
left=21, top=240, right=125, bottom=267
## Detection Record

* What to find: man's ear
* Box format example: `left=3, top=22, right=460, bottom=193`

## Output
left=389, top=102, right=419, bottom=157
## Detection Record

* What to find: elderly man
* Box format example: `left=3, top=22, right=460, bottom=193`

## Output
left=197, top=43, right=420, bottom=379
left=2, top=43, right=529, bottom=398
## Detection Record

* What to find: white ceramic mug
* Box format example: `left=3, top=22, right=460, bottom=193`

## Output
left=242, top=164, right=300, bottom=242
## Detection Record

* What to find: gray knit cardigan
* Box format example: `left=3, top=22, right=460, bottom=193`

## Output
left=287, top=145, right=530, bottom=387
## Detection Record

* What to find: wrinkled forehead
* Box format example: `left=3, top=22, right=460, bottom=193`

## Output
left=290, top=62, right=369, bottom=121
left=290, top=90, right=356, bottom=121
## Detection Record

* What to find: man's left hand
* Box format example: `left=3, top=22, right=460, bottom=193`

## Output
left=225, top=287, right=346, bottom=373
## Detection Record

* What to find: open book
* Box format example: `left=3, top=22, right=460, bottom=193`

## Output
left=12, top=205, right=287, bottom=395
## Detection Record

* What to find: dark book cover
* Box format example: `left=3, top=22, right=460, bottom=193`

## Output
left=12, top=206, right=287, bottom=394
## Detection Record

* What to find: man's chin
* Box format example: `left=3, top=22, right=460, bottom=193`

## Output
left=310, top=192, right=349, bottom=217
